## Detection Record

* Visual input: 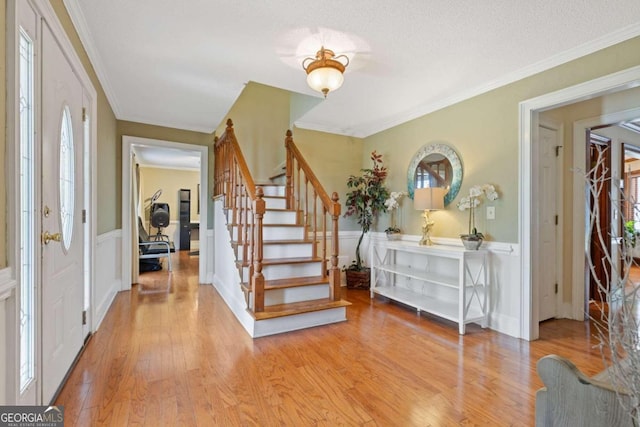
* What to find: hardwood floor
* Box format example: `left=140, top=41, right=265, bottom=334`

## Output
left=55, top=251, right=606, bottom=426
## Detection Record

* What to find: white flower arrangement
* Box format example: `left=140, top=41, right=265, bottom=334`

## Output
left=457, top=184, right=499, bottom=236
left=384, top=191, right=407, bottom=211
left=384, top=191, right=407, bottom=234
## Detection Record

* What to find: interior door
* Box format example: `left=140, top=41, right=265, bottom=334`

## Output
left=587, top=135, right=612, bottom=304
left=539, top=125, right=559, bottom=321
left=41, top=23, right=85, bottom=403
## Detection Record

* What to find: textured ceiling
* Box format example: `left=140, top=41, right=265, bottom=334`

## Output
left=65, top=0, right=640, bottom=138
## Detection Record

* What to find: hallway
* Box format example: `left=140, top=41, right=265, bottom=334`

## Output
left=55, top=251, right=606, bottom=425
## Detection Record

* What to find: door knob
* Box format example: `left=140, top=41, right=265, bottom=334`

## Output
left=42, top=231, right=62, bottom=245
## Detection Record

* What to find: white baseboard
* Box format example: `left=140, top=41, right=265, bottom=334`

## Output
left=95, top=281, right=120, bottom=330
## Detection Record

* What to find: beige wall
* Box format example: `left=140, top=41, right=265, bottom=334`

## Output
left=364, top=36, right=640, bottom=243
left=139, top=167, right=200, bottom=224
left=215, top=82, right=291, bottom=182
left=290, top=127, right=364, bottom=231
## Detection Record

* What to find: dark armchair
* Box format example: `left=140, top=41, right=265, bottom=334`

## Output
left=138, top=217, right=175, bottom=271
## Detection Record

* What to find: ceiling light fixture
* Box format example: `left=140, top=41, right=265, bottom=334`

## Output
left=302, top=46, right=349, bottom=98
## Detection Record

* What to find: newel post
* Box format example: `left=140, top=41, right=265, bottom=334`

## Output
left=285, top=130, right=294, bottom=210
left=252, top=187, right=266, bottom=312
left=329, top=192, right=341, bottom=301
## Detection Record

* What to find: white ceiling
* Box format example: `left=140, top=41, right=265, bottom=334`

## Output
left=65, top=0, right=640, bottom=138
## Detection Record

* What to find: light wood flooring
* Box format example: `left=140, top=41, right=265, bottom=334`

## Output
left=55, top=251, right=607, bottom=426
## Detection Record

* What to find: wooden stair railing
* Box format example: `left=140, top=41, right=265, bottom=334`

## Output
left=214, top=119, right=266, bottom=312
left=284, top=130, right=342, bottom=301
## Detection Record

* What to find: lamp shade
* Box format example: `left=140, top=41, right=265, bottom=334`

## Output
left=306, top=67, right=344, bottom=95
left=414, top=187, right=445, bottom=211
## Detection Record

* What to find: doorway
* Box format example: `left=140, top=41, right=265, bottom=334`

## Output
left=121, top=137, right=209, bottom=288
left=521, top=67, right=640, bottom=341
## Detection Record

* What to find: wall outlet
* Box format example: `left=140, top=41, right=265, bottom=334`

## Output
left=487, top=206, right=495, bottom=220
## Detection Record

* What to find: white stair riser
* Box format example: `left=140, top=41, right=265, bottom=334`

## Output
left=264, top=262, right=322, bottom=281
left=239, top=261, right=322, bottom=282
left=263, top=210, right=297, bottom=225
left=260, top=186, right=285, bottom=197
left=263, top=197, right=287, bottom=209
left=264, top=284, right=329, bottom=305
left=237, top=243, right=313, bottom=261
left=230, top=226, right=304, bottom=241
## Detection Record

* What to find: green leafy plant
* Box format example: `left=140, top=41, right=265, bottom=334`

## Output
left=344, top=151, right=390, bottom=270
left=624, top=220, right=636, bottom=248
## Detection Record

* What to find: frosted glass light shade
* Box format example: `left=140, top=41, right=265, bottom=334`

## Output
left=414, top=187, right=445, bottom=211
left=307, top=67, right=344, bottom=96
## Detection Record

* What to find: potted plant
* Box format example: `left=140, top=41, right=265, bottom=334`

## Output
left=457, top=184, right=499, bottom=250
left=384, top=191, right=407, bottom=240
left=344, top=151, right=390, bottom=288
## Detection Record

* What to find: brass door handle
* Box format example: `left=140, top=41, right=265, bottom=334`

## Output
left=42, top=231, right=62, bottom=245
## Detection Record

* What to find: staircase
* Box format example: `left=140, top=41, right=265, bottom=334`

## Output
left=213, top=119, right=350, bottom=337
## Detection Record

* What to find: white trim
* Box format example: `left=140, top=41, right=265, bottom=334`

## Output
left=62, top=0, right=122, bottom=117
left=0, top=268, right=16, bottom=301
left=122, top=136, right=209, bottom=289
left=95, top=229, right=122, bottom=329
left=520, top=66, right=640, bottom=341
left=571, top=107, right=640, bottom=321
left=297, top=23, right=640, bottom=138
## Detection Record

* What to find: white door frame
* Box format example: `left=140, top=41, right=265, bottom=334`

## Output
left=520, top=65, right=640, bottom=341
left=121, top=136, right=209, bottom=288
left=5, top=0, right=98, bottom=404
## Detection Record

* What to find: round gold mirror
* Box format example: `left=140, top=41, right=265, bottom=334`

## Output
left=407, top=143, right=462, bottom=206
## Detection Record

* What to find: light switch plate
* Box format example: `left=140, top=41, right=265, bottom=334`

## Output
left=487, top=206, right=495, bottom=220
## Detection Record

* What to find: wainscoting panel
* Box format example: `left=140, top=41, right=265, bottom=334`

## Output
left=95, top=229, right=122, bottom=329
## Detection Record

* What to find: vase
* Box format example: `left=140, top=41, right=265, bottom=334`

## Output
left=461, top=234, right=483, bottom=250
left=345, top=268, right=371, bottom=289
left=386, top=232, right=401, bottom=241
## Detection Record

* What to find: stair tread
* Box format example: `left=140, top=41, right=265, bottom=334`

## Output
left=235, top=256, right=322, bottom=268
left=233, top=207, right=298, bottom=212
left=255, top=182, right=284, bottom=187
left=251, top=298, right=351, bottom=320
left=232, top=239, right=316, bottom=246
left=241, top=275, right=330, bottom=291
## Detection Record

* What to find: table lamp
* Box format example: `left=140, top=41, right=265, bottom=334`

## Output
left=414, top=187, right=445, bottom=246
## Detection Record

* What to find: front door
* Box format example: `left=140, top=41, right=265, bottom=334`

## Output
left=40, top=23, right=85, bottom=403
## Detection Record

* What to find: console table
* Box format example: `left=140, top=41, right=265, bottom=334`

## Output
left=370, top=241, right=489, bottom=334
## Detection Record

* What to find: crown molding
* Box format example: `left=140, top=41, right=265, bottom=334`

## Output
left=63, top=0, right=123, bottom=117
